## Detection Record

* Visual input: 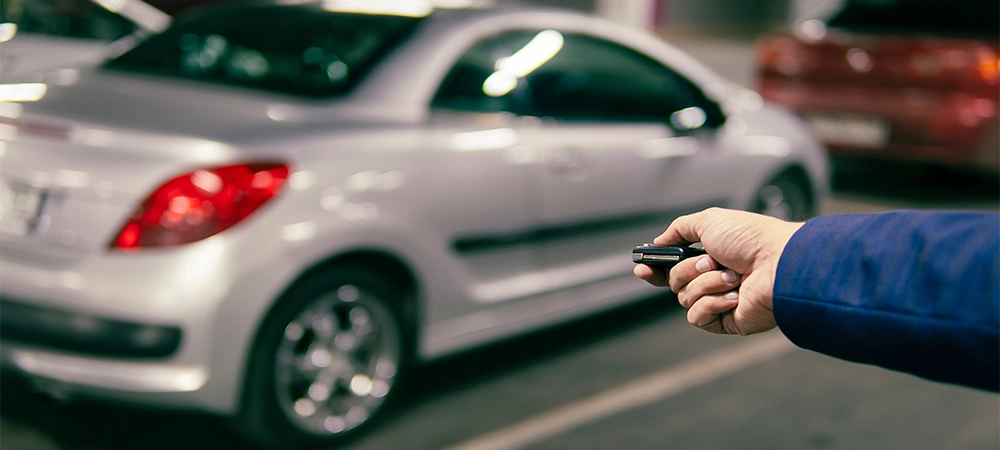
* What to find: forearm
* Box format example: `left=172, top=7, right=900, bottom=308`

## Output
left=772, top=211, right=1000, bottom=391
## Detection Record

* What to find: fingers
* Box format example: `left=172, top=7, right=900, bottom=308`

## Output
left=670, top=252, right=742, bottom=334
left=633, top=264, right=668, bottom=287
left=675, top=267, right=741, bottom=309
left=687, top=291, right=739, bottom=333
left=668, top=254, right=717, bottom=293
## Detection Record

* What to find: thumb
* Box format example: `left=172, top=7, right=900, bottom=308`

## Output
left=653, top=209, right=713, bottom=246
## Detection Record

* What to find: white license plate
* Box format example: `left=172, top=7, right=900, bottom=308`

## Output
left=806, top=115, right=890, bottom=148
left=0, top=180, right=46, bottom=236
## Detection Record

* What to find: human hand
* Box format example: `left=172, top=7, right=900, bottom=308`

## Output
left=633, top=207, right=803, bottom=335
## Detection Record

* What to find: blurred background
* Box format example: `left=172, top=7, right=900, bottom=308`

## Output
left=1, top=0, right=997, bottom=449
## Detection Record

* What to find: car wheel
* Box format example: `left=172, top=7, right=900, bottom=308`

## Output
left=233, top=266, right=409, bottom=449
left=752, top=172, right=814, bottom=221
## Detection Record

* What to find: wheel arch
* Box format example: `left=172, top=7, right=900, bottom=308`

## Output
left=234, top=247, right=423, bottom=410
left=273, top=248, right=419, bottom=348
left=311, top=249, right=422, bottom=339
left=228, top=246, right=424, bottom=446
left=756, top=163, right=819, bottom=219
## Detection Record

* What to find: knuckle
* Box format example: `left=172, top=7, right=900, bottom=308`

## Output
left=677, top=292, right=692, bottom=309
left=667, top=273, right=684, bottom=292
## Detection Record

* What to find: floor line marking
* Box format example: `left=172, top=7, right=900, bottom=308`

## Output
left=443, top=333, right=795, bottom=450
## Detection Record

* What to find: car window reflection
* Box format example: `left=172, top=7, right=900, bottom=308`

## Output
left=105, top=4, right=423, bottom=97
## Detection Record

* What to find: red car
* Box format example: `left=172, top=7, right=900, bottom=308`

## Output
left=755, top=0, right=999, bottom=172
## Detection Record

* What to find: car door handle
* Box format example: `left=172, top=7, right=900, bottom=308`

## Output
left=548, top=148, right=588, bottom=181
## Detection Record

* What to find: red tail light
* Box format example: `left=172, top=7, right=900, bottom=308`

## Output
left=977, top=49, right=999, bottom=83
left=755, top=36, right=808, bottom=77
left=111, top=163, right=289, bottom=250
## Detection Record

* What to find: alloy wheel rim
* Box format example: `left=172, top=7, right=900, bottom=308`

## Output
left=274, top=284, right=400, bottom=435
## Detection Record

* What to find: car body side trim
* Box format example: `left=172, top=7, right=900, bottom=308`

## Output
left=451, top=200, right=728, bottom=254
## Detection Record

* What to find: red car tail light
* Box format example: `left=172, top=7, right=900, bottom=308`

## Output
left=111, top=163, right=289, bottom=250
left=976, top=49, right=999, bottom=83
left=756, top=36, right=806, bottom=76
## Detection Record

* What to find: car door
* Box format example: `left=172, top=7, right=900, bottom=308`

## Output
left=512, top=31, right=729, bottom=297
left=422, top=33, right=544, bottom=324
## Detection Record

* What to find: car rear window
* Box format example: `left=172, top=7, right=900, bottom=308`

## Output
left=826, top=0, right=999, bottom=37
left=104, top=4, right=423, bottom=97
left=1, top=0, right=138, bottom=40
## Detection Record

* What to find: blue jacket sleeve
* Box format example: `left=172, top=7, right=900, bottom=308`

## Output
left=773, top=211, right=1000, bottom=391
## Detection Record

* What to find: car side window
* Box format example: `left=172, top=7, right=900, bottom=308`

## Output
left=432, top=30, right=724, bottom=128
left=431, top=36, right=524, bottom=113
left=520, top=32, right=724, bottom=127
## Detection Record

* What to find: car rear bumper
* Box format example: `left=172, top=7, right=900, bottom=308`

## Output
left=0, top=251, right=229, bottom=412
left=1, top=299, right=183, bottom=358
left=759, top=78, right=999, bottom=168
left=0, top=343, right=209, bottom=399
left=0, top=234, right=295, bottom=414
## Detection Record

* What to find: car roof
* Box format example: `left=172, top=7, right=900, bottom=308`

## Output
left=91, top=0, right=730, bottom=125
left=169, top=0, right=581, bottom=21
left=348, top=2, right=729, bottom=111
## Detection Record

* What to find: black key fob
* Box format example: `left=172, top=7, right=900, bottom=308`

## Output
left=632, top=243, right=707, bottom=268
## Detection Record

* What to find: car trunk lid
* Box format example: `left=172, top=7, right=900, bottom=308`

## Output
left=0, top=73, right=295, bottom=262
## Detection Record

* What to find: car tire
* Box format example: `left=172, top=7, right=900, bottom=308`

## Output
left=232, top=265, right=410, bottom=449
left=752, top=172, right=814, bottom=221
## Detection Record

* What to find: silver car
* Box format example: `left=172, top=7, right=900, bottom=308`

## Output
left=0, top=0, right=828, bottom=447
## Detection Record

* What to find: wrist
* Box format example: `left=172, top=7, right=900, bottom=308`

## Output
left=777, top=221, right=805, bottom=258
left=764, top=220, right=804, bottom=297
